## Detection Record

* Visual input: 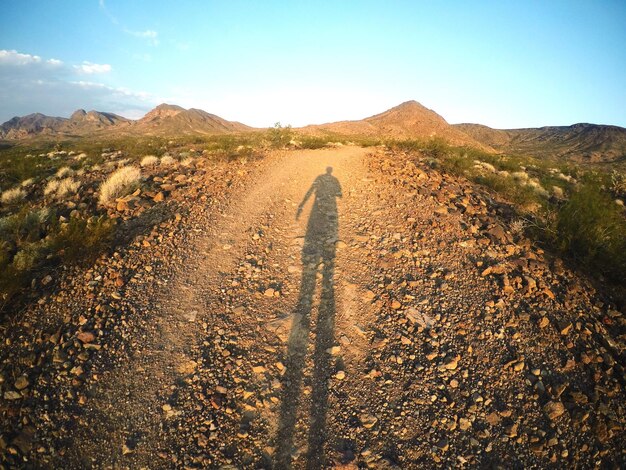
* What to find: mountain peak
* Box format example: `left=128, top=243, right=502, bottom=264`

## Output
left=366, top=100, right=448, bottom=127
left=70, top=109, right=87, bottom=121
left=392, top=100, right=425, bottom=110
left=141, top=103, right=186, bottom=122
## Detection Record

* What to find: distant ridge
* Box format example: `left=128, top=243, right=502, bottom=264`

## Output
left=70, top=109, right=129, bottom=127
left=0, top=104, right=252, bottom=139
left=300, top=100, right=490, bottom=149
left=455, top=122, right=626, bottom=163
left=0, top=113, right=68, bottom=139
left=136, top=103, right=252, bottom=135
left=2, top=102, right=625, bottom=162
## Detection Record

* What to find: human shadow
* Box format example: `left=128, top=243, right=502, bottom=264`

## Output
left=275, top=167, right=342, bottom=469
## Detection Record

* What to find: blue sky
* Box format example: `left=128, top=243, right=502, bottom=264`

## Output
left=0, top=0, right=624, bottom=128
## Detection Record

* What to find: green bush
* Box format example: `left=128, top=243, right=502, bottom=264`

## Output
left=0, top=210, right=114, bottom=308
left=544, top=180, right=626, bottom=282
left=473, top=173, right=541, bottom=208
left=52, top=216, right=114, bottom=262
left=267, top=123, right=294, bottom=149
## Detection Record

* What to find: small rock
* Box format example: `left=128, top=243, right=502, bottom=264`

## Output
left=544, top=401, right=566, bottom=420
left=4, top=390, right=22, bottom=400
left=485, top=412, right=501, bottom=426
left=444, top=355, right=460, bottom=370
left=77, top=331, right=96, bottom=343
left=361, top=413, right=378, bottom=429
left=459, top=418, right=472, bottom=431
left=559, top=322, right=572, bottom=335
left=14, top=376, right=29, bottom=390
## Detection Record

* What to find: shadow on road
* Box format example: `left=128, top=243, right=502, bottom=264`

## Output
left=275, top=167, right=342, bottom=469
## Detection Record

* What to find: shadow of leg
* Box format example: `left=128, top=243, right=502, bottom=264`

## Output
left=275, top=253, right=319, bottom=468
left=307, top=250, right=336, bottom=470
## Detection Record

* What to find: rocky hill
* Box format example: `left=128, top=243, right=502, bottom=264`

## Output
left=135, top=103, right=252, bottom=135
left=0, top=113, right=69, bottom=139
left=302, top=101, right=490, bottom=149
left=0, top=104, right=252, bottom=140
left=456, top=122, right=626, bottom=163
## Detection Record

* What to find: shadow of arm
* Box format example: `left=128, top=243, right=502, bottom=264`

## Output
left=296, top=181, right=317, bottom=220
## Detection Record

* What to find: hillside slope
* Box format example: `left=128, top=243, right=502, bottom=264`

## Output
left=302, top=101, right=490, bottom=149
left=456, top=122, right=626, bottom=163
left=135, top=103, right=252, bottom=135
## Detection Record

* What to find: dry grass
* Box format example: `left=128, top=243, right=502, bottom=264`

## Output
left=181, top=157, right=195, bottom=167
left=1, top=187, right=26, bottom=205
left=140, top=155, right=159, bottom=167
left=43, top=179, right=59, bottom=197
left=56, top=177, right=81, bottom=198
left=160, top=155, right=176, bottom=166
left=98, top=166, right=141, bottom=205
left=55, top=166, right=73, bottom=178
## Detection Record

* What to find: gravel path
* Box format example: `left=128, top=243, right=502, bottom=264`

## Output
left=1, top=147, right=624, bottom=468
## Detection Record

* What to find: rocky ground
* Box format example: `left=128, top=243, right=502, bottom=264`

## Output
left=0, top=146, right=624, bottom=469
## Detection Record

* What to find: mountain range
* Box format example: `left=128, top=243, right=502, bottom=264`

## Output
left=455, top=122, right=626, bottom=163
left=0, top=104, right=250, bottom=140
left=2, top=100, right=625, bottom=163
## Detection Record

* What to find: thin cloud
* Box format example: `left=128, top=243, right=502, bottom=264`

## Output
left=99, top=0, right=159, bottom=46
left=125, top=29, right=159, bottom=46
left=98, top=0, right=118, bottom=25
left=74, top=61, right=112, bottom=74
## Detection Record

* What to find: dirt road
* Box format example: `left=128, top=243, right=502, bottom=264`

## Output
left=1, top=147, right=624, bottom=468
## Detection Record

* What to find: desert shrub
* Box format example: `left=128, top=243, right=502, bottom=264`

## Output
left=511, top=171, right=529, bottom=182
left=542, top=180, right=626, bottom=282
left=474, top=161, right=497, bottom=173
left=473, top=173, right=540, bottom=208
left=610, top=170, right=626, bottom=198
left=11, top=245, right=42, bottom=271
left=52, top=216, right=114, bottom=262
left=56, top=177, right=81, bottom=198
left=0, top=212, right=114, bottom=307
left=181, top=157, right=195, bottom=167
left=44, top=179, right=60, bottom=196
left=55, top=166, right=73, bottom=178
left=267, top=122, right=294, bottom=149
left=98, top=166, right=141, bottom=205
left=1, top=187, right=26, bottom=205
left=160, top=155, right=176, bottom=166
left=552, top=186, right=565, bottom=199
left=0, top=208, right=49, bottom=243
left=298, top=135, right=330, bottom=149
left=526, top=179, right=549, bottom=197
left=140, top=155, right=159, bottom=167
